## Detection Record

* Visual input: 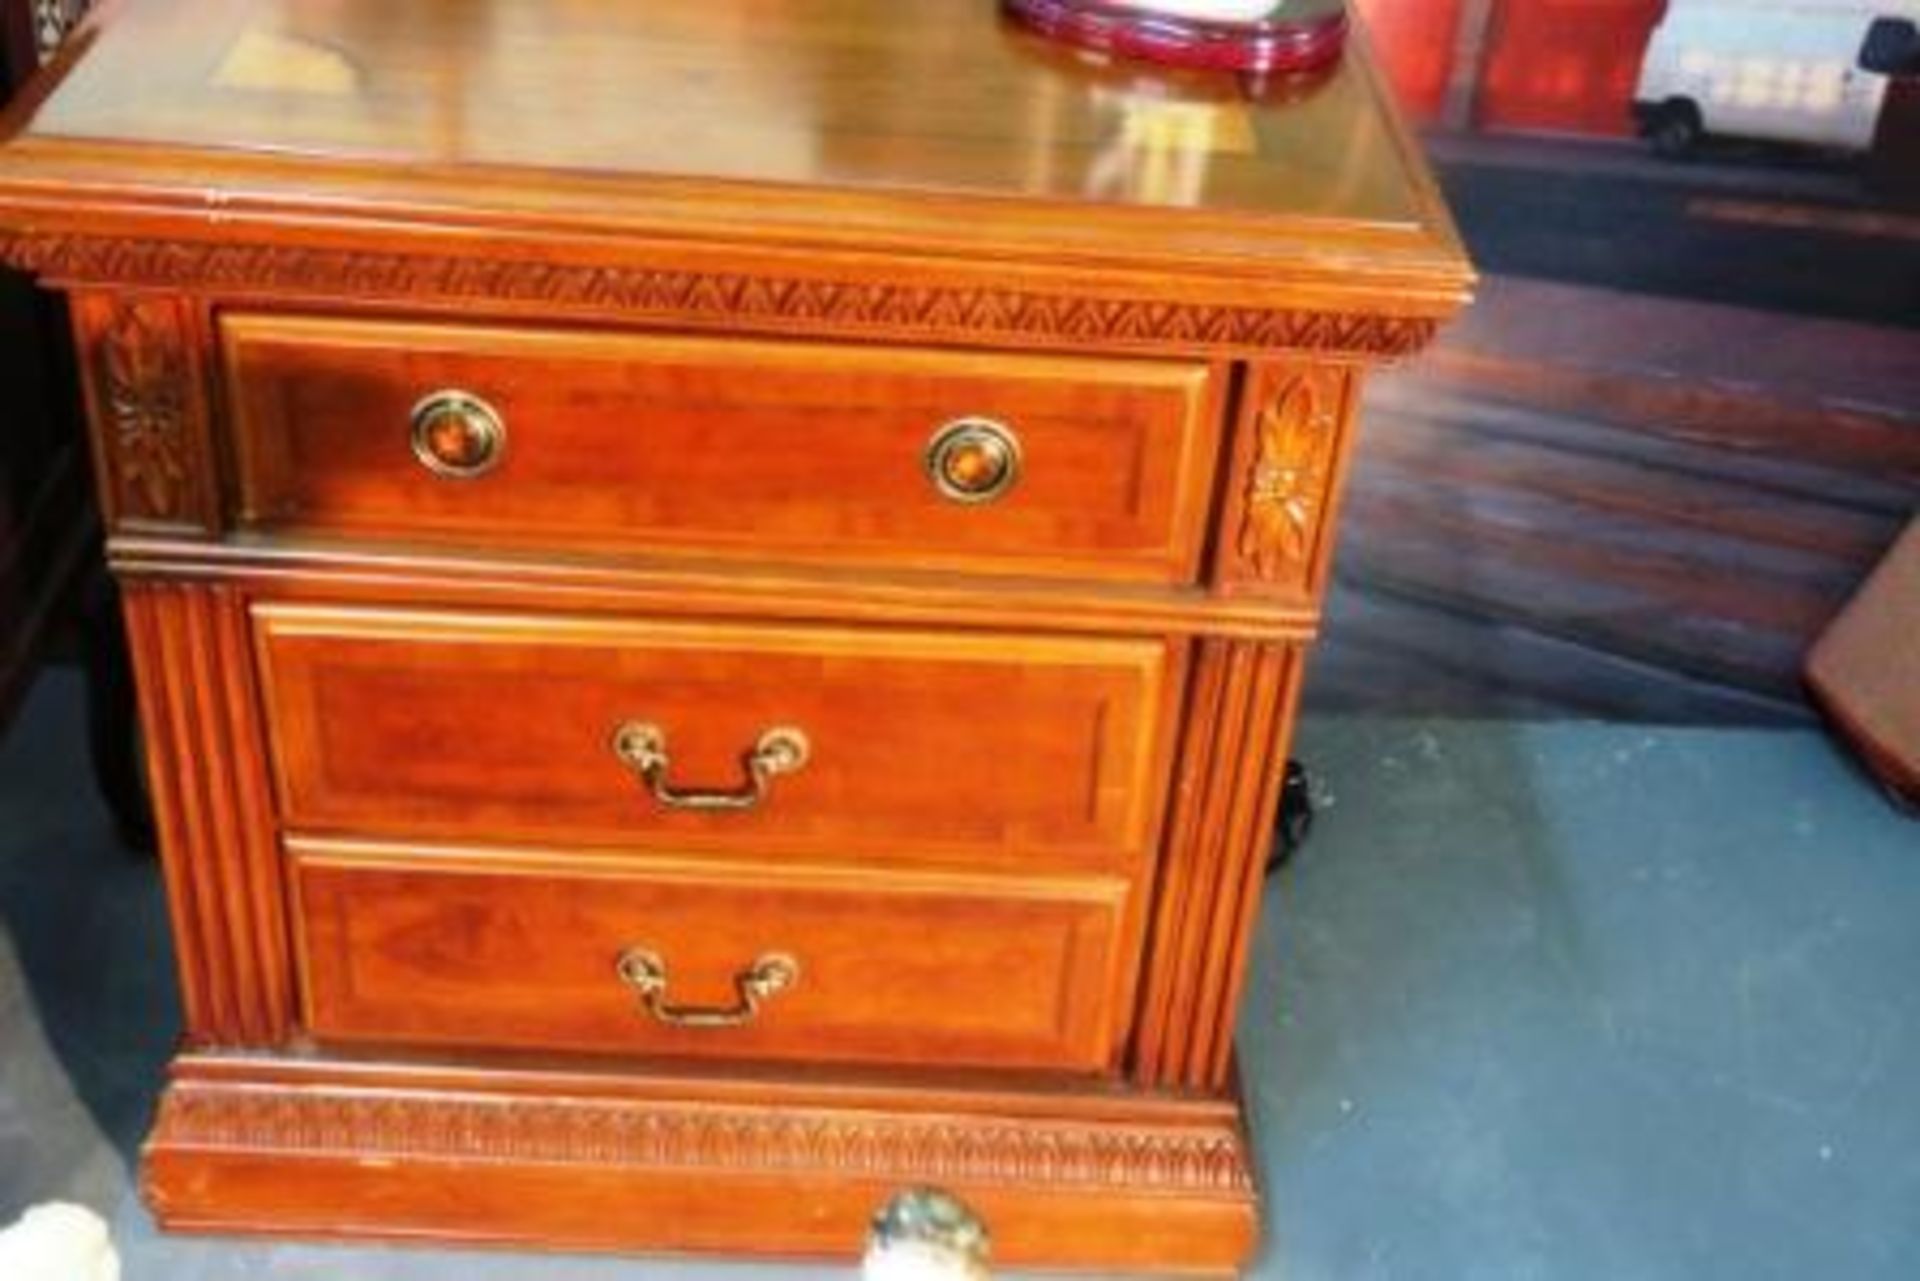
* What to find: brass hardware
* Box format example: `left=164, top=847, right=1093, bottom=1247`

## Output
left=615, top=948, right=800, bottom=1029
left=410, top=390, right=506, bottom=479
left=611, top=722, right=810, bottom=812
left=926, top=417, right=1021, bottom=504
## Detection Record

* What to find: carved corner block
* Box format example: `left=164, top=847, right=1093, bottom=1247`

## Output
left=1212, top=360, right=1357, bottom=600
left=71, top=292, right=221, bottom=537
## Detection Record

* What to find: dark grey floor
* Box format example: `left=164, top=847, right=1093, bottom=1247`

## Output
left=1433, top=138, right=1920, bottom=330
left=3, top=667, right=1918, bottom=1278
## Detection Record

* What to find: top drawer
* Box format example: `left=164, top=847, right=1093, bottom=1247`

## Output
left=221, top=314, right=1222, bottom=583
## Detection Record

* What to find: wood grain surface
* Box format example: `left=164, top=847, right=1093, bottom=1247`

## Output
left=290, top=838, right=1133, bottom=1072
left=1, top=0, right=1470, bottom=1269
left=121, top=581, right=290, bottom=1046
left=223, top=312, right=1222, bottom=583
left=144, top=1052, right=1259, bottom=1274
left=253, top=603, right=1181, bottom=872
left=1, top=0, right=1467, bottom=299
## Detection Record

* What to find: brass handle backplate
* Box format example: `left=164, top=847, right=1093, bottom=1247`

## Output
left=411, top=390, right=506, bottom=479
left=926, top=417, right=1021, bottom=504
left=612, top=722, right=810, bottom=812
left=615, top=948, right=799, bottom=1029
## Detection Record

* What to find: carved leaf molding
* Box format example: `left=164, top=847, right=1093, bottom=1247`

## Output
left=152, top=1087, right=1254, bottom=1193
left=1237, top=369, right=1340, bottom=582
left=0, top=234, right=1441, bottom=357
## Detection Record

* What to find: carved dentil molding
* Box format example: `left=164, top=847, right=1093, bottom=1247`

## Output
left=0, top=233, right=1440, bottom=357
left=151, top=1085, right=1254, bottom=1193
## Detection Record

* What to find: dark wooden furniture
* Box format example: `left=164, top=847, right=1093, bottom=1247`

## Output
left=0, top=0, right=88, bottom=725
left=0, top=1, right=1470, bottom=1272
left=1870, top=76, right=1920, bottom=208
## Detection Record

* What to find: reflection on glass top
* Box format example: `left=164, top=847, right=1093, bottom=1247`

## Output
left=27, top=0, right=1425, bottom=228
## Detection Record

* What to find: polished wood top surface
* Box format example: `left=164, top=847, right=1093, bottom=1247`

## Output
left=31, top=0, right=1408, bottom=219
left=0, top=0, right=1469, bottom=296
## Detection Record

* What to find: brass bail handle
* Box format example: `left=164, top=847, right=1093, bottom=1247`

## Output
left=615, top=948, right=800, bottom=1029
left=611, top=722, right=810, bottom=812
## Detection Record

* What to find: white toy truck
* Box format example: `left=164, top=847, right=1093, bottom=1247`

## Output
left=1634, top=0, right=1920, bottom=155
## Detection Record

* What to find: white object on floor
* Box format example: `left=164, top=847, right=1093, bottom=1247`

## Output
left=864, top=1241, right=992, bottom=1281
left=0, top=1203, right=121, bottom=1281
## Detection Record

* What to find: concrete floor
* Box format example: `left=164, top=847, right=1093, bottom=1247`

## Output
left=3, top=667, right=1918, bottom=1278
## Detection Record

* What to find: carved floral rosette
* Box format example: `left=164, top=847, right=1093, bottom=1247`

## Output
left=1226, top=362, right=1348, bottom=591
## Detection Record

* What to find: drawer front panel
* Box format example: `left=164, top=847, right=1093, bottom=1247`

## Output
left=223, top=314, right=1221, bottom=582
left=254, top=605, right=1180, bottom=872
left=291, top=842, right=1130, bottom=1071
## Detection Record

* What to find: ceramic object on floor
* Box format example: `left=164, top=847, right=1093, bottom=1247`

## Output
left=0, top=1204, right=121, bottom=1281
left=863, top=1189, right=991, bottom=1281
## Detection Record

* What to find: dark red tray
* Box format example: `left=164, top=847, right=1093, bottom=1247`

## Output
left=1002, top=0, right=1349, bottom=75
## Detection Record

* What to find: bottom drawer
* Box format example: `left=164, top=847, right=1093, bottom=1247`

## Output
left=290, top=840, right=1133, bottom=1073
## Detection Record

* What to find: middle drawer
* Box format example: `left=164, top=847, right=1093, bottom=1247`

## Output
left=253, top=604, right=1183, bottom=873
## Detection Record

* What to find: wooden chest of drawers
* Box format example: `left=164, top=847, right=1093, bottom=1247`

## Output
left=0, top=0, right=1469, bottom=1272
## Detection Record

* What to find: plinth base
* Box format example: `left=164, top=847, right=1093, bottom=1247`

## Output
left=143, top=1053, right=1260, bottom=1276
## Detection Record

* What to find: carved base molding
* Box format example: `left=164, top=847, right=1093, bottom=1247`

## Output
left=144, top=1056, right=1260, bottom=1274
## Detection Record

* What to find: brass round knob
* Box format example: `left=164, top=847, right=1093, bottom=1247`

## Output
left=926, top=418, right=1021, bottom=504
left=410, top=390, right=506, bottom=479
